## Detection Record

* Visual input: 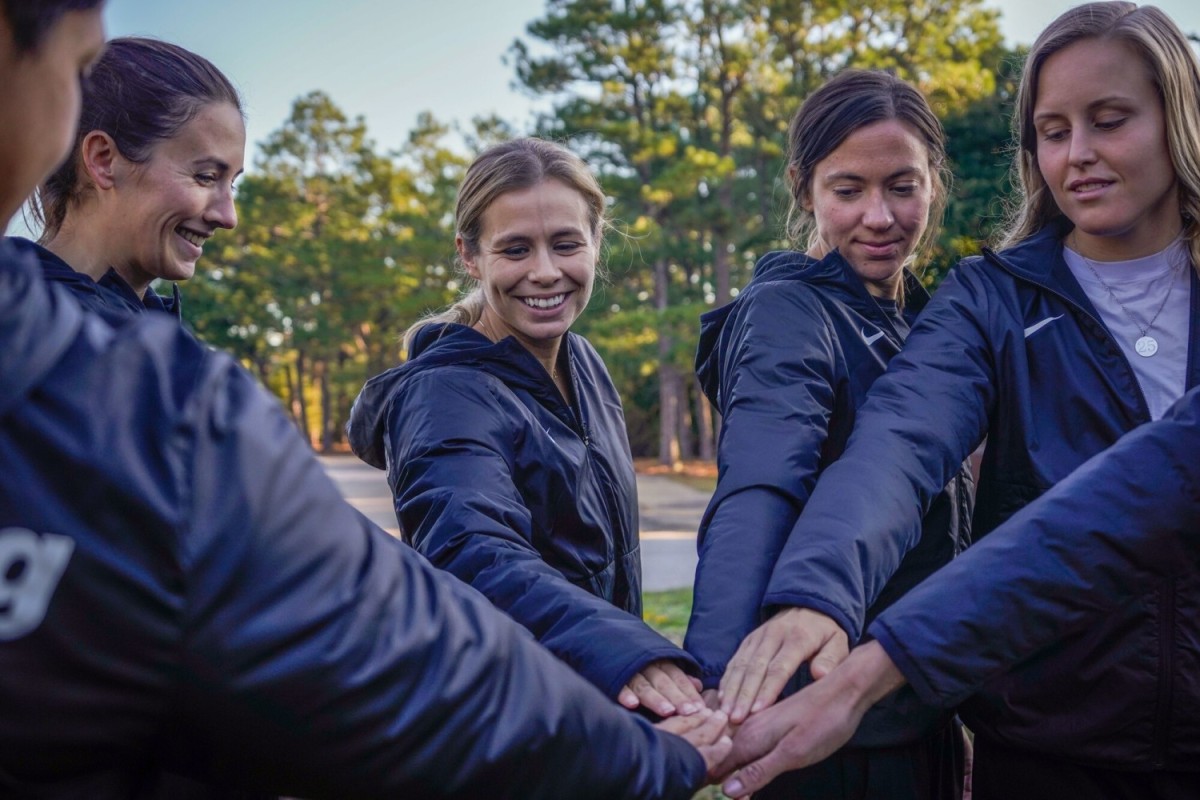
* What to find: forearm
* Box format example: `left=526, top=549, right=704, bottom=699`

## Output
left=441, top=532, right=698, bottom=697
left=185, top=376, right=705, bottom=799
left=763, top=270, right=994, bottom=639
left=686, top=488, right=798, bottom=687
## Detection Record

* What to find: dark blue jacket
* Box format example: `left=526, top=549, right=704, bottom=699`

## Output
left=0, top=241, right=705, bottom=799
left=872, top=383, right=1200, bottom=711
left=685, top=250, right=972, bottom=747
left=765, top=222, right=1200, bottom=767
left=7, top=236, right=181, bottom=324
left=347, top=323, right=698, bottom=700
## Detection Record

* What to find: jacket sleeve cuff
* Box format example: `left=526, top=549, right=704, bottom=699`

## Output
left=869, top=618, right=957, bottom=707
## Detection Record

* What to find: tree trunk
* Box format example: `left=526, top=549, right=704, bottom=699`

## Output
left=678, top=379, right=694, bottom=460
left=317, top=358, right=334, bottom=453
left=294, top=349, right=312, bottom=447
left=658, top=363, right=683, bottom=468
left=695, top=376, right=716, bottom=461
left=255, top=357, right=272, bottom=387
left=654, top=258, right=682, bottom=468
left=282, top=363, right=299, bottom=430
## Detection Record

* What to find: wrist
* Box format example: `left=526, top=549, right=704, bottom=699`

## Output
left=836, top=641, right=906, bottom=713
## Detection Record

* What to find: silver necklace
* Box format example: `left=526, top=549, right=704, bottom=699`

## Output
left=1073, top=236, right=1185, bottom=358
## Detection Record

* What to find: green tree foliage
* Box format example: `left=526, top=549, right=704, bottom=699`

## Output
left=929, top=45, right=1025, bottom=285
left=511, top=0, right=1006, bottom=464
left=186, top=1, right=1022, bottom=460
left=188, top=93, right=468, bottom=449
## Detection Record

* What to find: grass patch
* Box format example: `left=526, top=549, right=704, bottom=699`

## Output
left=643, top=589, right=728, bottom=800
left=642, top=587, right=693, bottom=647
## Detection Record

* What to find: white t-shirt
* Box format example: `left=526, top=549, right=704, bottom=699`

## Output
left=1063, top=238, right=1192, bottom=420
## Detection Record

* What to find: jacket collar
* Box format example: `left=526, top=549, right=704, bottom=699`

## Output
left=695, top=249, right=930, bottom=406
left=749, top=248, right=931, bottom=316
left=982, top=217, right=1099, bottom=315
left=8, top=236, right=182, bottom=319
left=98, top=269, right=182, bottom=318
left=348, top=323, right=583, bottom=469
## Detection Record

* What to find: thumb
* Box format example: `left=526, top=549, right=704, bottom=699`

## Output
left=809, top=634, right=849, bottom=680
left=722, top=749, right=789, bottom=798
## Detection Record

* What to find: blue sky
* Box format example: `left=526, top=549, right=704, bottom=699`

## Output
left=102, top=0, right=1200, bottom=166
left=78, top=0, right=1196, bottom=166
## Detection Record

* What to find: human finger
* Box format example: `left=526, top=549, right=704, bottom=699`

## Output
left=647, top=661, right=704, bottom=715
left=625, top=669, right=675, bottom=716
left=808, top=626, right=850, bottom=680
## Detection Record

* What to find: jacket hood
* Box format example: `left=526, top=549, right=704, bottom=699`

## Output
left=0, top=239, right=86, bottom=416
left=347, top=323, right=572, bottom=469
left=8, top=236, right=102, bottom=298
left=695, top=249, right=930, bottom=407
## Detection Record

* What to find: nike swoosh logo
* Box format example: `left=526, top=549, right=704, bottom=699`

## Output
left=861, top=327, right=885, bottom=346
left=1023, top=314, right=1063, bottom=338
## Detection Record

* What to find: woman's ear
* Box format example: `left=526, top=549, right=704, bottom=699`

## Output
left=789, top=165, right=814, bottom=212
left=79, top=131, right=120, bottom=190
left=457, top=235, right=480, bottom=279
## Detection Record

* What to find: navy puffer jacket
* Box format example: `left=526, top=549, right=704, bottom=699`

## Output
left=685, top=250, right=972, bottom=747
left=873, top=383, right=1200, bottom=712
left=766, top=221, right=1200, bottom=768
left=0, top=242, right=705, bottom=799
left=348, top=323, right=698, bottom=700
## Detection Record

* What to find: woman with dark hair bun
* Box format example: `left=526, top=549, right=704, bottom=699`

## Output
left=685, top=68, right=973, bottom=799
left=9, top=36, right=244, bottom=322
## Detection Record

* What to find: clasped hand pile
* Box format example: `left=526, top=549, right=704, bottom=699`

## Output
left=633, top=607, right=898, bottom=798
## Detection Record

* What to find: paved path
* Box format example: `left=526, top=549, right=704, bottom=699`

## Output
left=318, top=455, right=710, bottom=591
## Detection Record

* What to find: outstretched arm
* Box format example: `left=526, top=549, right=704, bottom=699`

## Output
left=716, top=268, right=998, bottom=717
left=872, top=382, right=1200, bottom=707
left=685, top=284, right=843, bottom=716
left=179, top=354, right=712, bottom=799
left=713, top=384, right=1200, bottom=797
left=386, top=369, right=699, bottom=707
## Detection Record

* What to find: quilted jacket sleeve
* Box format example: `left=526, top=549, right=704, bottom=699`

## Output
left=871, top=384, right=1200, bottom=708
left=177, top=353, right=705, bottom=800
left=383, top=368, right=695, bottom=701
left=685, top=284, right=838, bottom=687
left=763, top=264, right=999, bottom=641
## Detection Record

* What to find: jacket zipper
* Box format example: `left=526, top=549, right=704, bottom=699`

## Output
left=1154, top=578, right=1176, bottom=767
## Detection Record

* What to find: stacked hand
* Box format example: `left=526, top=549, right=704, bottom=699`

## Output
left=654, top=708, right=734, bottom=776
left=632, top=610, right=907, bottom=796
left=619, top=659, right=706, bottom=717
left=710, top=637, right=906, bottom=798
left=718, top=607, right=849, bottom=723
